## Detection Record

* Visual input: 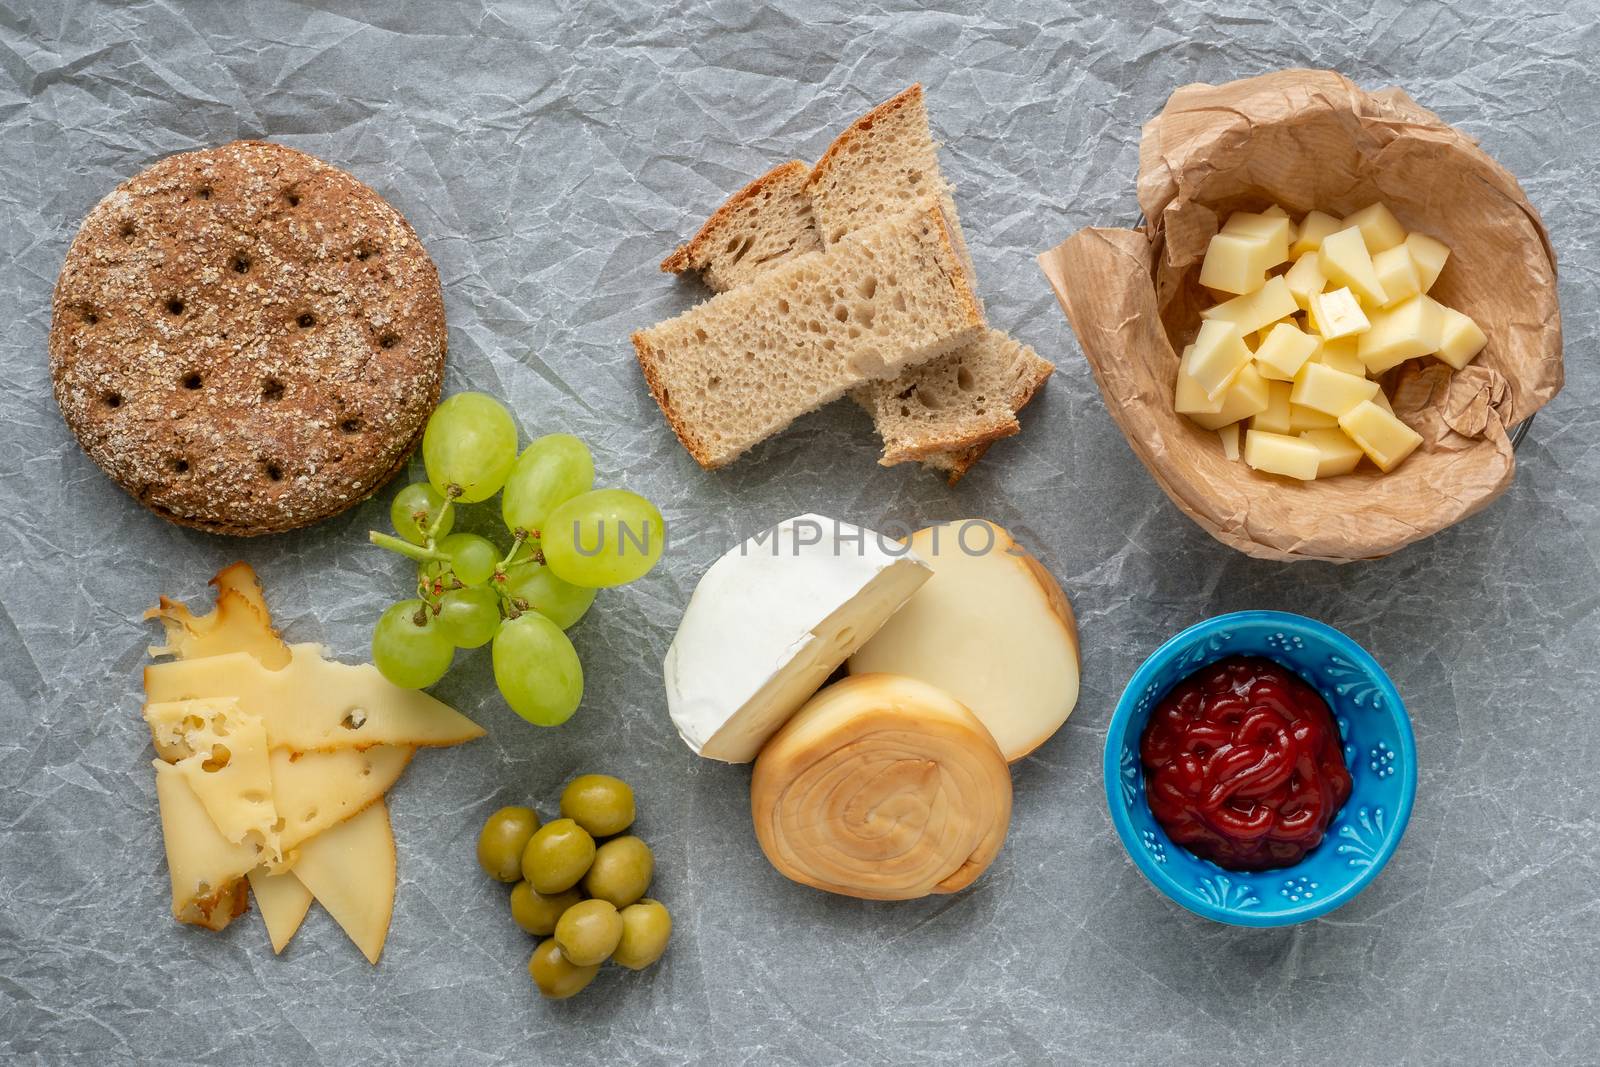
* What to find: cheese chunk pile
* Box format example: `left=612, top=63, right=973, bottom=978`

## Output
left=1178, top=203, right=1487, bottom=479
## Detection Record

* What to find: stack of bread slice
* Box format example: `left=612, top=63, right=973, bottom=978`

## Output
left=643, top=86, right=1052, bottom=483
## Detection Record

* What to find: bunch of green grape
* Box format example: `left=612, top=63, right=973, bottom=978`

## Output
left=369, top=392, right=665, bottom=726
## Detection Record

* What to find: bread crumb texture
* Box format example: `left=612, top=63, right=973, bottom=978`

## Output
left=49, top=140, right=446, bottom=536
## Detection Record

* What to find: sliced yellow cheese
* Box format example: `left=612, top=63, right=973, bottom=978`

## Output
left=1189, top=363, right=1270, bottom=431
left=292, top=800, right=396, bottom=965
left=1186, top=319, right=1253, bottom=400
left=1291, top=361, right=1379, bottom=418
left=271, top=745, right=413, bottom=852
left=1358, top=295, right=1446, bottom=374
left=1339, top=401, right=1423, bottom=472
left=1373, top=245, right=1422, bottom=308
left=1289, top=210, right=1343, bottom=257
left=1243, top=429, right=1320, bottom=480
left=153, top=761, right=256, bottom=931
left=1436, top=304, right=1488, bottom=370
left=248, top=868, right=314, bottom=955
left=1254, top=321, right=1319, bottom=381
left=1406, top=232, right=1450, bottom=292
left=147, top=563, right=289, bottom=670
left=145, top=698, right=281, bottom=862
left=1299, top=428, right=1365, bottom=477
left=1307, top=287, right=1370, bottom=340
left=1201, top=275, right=1298, bottom=337
left=1344, top=202, right=1408, bottom=254
left=144, top=644, right=485, bottom=753
left=1319, top=227, right=1388, bottom=307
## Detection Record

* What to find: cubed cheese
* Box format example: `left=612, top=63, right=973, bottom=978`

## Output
left=1339, top=400, right=1423, bottom=472
left=1406, top=232, right=1450, bottom=292
left=1288, top=403, right=1341, bottom=432
left=1299, top=428, right=1365, bottom=477
left=1251, top=380, right=1295, bottom=435
left=1312, top=336, right=1366, bottom=377
left=1218, top=422, right=1242, bottom=461
left=1199, top=230, right=1280, bottom=295
left=1291, top=360, right=1380, bottom=418
left=1243, top=429, right=1321, bottom=480
left=1187, top=319, right=1253, bottom=400
left=1284, top=253, right=1327, bottom=310
left=1190, top=363, right=1270, bottom=431
left=1308, top=287, right=1371, bottom=340
left=1436, top=305, right=1488, bottom=370
left=1202, top=275, right=1299, bottom=336
left=1319, top=227, right=1389, bottom=307
left=1289, top=210, right=1344, bottom=257
left=1358, top=294, right=1446, bottom=374
left=1174, top=345, right=1224, bottom=416
left=1222, top=212, right=1292, bottom=266
left=1373, top=245, right=1422, bottom=307
left=1254, top=321, right=1319, bottom=381
left=1344, top=202, right=1408, bottom=254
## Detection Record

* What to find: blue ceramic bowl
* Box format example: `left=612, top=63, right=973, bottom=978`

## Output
left=1104, top=611, right=1416, bottom=927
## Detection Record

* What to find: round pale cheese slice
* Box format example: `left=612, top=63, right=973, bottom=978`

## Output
left=750, top=673, right=1011, bottom=901
left=847, top=520, right=1080, bottom=762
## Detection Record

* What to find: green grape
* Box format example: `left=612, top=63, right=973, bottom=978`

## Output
left=436, top=585, right=502, bottom=648
left=542, top=489, right=665, bottom=588
left=493, top=613, right=584, bottom=726
left=432, top=532, right=500, bottom=587
left=372, top=600, right=453, bottom=689
left=422, top=392, right=519, bottom=504
left=389, top=482, right=453, bottom=546
left=502, top=560, right=597, bottom=630
left=501, top=434, right=595, bottom=536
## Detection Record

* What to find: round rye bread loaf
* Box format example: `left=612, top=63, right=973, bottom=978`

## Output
left=49, top=141, right=446, bottom=536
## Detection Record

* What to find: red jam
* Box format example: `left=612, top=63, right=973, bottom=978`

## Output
left=1141, top=656, right=1351, bottom=871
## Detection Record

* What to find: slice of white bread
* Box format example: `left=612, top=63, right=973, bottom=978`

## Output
left=661, top=161, right=822, bottom=291
left=633, top=205, right=985, bottom=469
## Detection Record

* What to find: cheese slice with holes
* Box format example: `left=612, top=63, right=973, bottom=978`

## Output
left=145, top=697, right=281, bottom=862
left=292, top=801, right=396, bottom=965
left=664, top=514, right=931, bottom=763
left=143, top=643, right=485, bottom=752
left=248, top=868, right=314, bottom=955
left=153, top=760, right=257, bottom=930
left=147, top=562, right=290, bottom=669
left=271, top=746, right=412, bottom=852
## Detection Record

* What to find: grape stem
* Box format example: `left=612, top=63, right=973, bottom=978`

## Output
left=369, top=530, right=445, bottom=563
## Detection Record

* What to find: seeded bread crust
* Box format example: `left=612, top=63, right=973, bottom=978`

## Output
left=660, top=161, right=822, bottom=290
left=50, top=140, right=446, bottom=536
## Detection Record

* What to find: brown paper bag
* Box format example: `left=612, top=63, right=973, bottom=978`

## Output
left=1039, top=70, right=1563, bottom=563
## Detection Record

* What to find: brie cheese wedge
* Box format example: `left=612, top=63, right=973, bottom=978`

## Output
left=663, top=514, right=931, bottom=763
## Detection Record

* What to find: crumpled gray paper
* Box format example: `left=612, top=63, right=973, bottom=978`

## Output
left=2, top=1, right=1598, bottom=1063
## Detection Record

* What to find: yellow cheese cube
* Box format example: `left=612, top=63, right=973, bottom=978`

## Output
left=1218, top=422, right=1241, bottom=461
left=1344, top=202, right=1408, bottom=254
left=1289, top=403, right=1340, bottom=432
left=1436, top=305, right=1487, bottom=370
left=1289, top=210, right=1343, bottom=258
left=1358, top=294, right=1446, bottom=374
left=1262, top=204, right=1289, bottom=218
left=1190, top=364, right=1270, bottom=431
left=1406, top=232, right=1450, bottom=292
left=1312, top=336, right=1365, bottom=376
left=1372, top=245, right=1422, bottom=307
left=1254, top=322, right=1319, bottom=381
left=1319, top=227, right=1389, bottom=307
left=1243, top=429, right=1321, bottom=481
left=1308, top=287, right=1371, bottom=340
left=1291, top=360, right=1380, bottom=418
left=1251, top=380, right=1295, bottom=435
left=1222, top=212, right=1291, bottom=266
left=1284, top=253, right=1327, bottom=310
left=1174, top=345, right=1224, bottom=416
left=1202, top=276, right=1299, bottom=336
left=1299, top=428, right=1365, bottom=477
left=1199, top=231, right=1280, bottom=295
left=1186, top=319, right=1253, bottom=400
left=1371, top=387, right=1394, bottom=414
left=1339, top=400, right=1423, bottom=473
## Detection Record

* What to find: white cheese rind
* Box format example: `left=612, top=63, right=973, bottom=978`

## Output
left=663, top=514, right=931, bottom=763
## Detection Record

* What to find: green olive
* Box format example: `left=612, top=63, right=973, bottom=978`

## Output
left=612, top=899, right=672, bottom=970
left=528, top=937, right=599, bottom=1000
left=476, top=806, right=539, bottom=882
left=559, top=774, right=636, bottom=837
left=509, top=880, right=582, bottom=936
left=582, top=835, right=654, bottom=908
left=520, top=818, right=596, bottom=895
left=554, top=898, right=623, bottom=967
